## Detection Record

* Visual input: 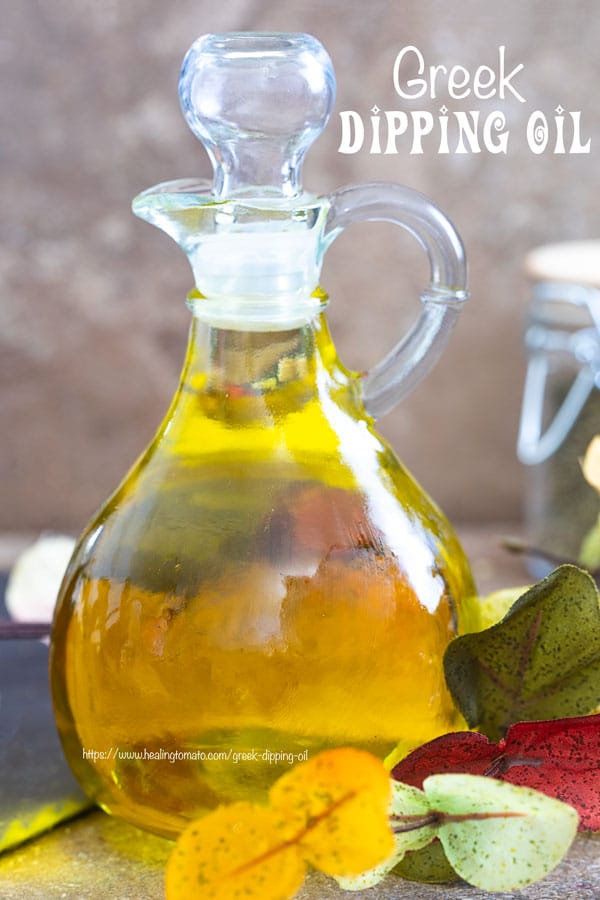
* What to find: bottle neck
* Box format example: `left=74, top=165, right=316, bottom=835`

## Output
left=169, top=310, right=361, bottom=428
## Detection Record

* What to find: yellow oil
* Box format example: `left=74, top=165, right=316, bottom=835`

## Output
left=50, top=306, right=477, bottom=839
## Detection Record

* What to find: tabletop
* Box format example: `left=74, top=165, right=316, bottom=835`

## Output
left=1, top=526, right=599, bottom=900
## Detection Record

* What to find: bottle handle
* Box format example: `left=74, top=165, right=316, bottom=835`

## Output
left=323, top=183, right=468, bottom=419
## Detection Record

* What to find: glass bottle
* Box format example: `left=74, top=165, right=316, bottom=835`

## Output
left=50, top=32, right=477, bottom=838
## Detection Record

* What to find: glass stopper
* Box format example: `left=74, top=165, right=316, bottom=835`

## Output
left=178, top=32, right=336, bottom=199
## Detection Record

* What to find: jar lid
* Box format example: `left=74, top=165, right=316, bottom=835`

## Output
left=525, top=240, right=600, bottom=287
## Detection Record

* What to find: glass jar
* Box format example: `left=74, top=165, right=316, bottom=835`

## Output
left=518, top=240, right=600, bottom=578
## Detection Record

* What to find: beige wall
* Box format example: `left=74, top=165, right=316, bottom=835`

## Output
left=2, top=0, right=600, bottom=531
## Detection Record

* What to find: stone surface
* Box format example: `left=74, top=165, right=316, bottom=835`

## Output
left=0, top=795, right=598, bottom=899
left=2, top=0, right=600, bottom=530
left=4, top=527, right=595, bottom=898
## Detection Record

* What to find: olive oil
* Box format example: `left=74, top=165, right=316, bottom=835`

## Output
left=50, top=314, right=476, bottom=838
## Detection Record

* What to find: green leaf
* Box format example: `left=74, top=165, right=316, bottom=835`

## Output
left=334, top=782, right=436, bottom=891
left=444, top=564, right=600, bottom=739
left=337, top=774, right=579, bottom=891
left=423, top=774, right=579, bottom=892
left=393, top=840, right=459, bottom=884
left=578, top=513, right=600, bottom=570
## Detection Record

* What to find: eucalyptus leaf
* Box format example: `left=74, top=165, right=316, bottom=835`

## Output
left=444, top=564, right=600, bottom=739
left=393, top=840, right=459, bottom=884
left=423, top=774, right=579, bottom=892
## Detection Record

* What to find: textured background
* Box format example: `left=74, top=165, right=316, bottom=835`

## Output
left=2, top=0, right=600, bottom=532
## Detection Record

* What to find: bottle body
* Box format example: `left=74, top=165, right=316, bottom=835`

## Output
left=50, top=311, right=476, bottom=838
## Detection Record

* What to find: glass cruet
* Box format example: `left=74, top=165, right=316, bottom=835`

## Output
left=50, top=32, right=478, bottom=839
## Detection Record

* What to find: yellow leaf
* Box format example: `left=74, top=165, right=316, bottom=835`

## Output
left=582, top=435, right=600, bottom=492
left=269, top=747, right=394, bottom=877
left=476, top=585, right=530, bottom=630
left=165, top=802, right=305, bottom=900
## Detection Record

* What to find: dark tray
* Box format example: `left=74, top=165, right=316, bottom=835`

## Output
left=0, top=574, right=90, bottom=853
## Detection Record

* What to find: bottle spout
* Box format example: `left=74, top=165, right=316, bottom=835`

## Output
left=132, top=176, right=330, bottom=328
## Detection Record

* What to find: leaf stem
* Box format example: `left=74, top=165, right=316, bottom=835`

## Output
left=484, top=755, right=511, bottom=777
left=439, top=811, right=527, bottom=824
left=390, top=813, right=440, bottom=833
left=390, top=809, right=526, bottom=834
left=502, top=537, right=600, bottom=578
left=484, top=754, right=544, bottom=777
left=0, top=620, right=51, bottom=639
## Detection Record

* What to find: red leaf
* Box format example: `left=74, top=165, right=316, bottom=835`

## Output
left=499, top=716, right=600, bottom=831
left=391, top=714, right=600, bottom=831
left=391, top=732, right=495, bottom=784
